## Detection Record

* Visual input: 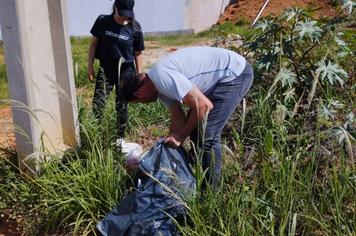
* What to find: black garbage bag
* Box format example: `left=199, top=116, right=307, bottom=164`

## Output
left=97, top=139, right=196, bottom=236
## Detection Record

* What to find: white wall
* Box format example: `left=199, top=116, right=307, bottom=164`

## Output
left=135, top=0, right=185, bottom=33
left=0, top=0, right=230, bottom=38
left=66, top=0, right=112, bottom=36
left=67, top=0, right=187, bottom=36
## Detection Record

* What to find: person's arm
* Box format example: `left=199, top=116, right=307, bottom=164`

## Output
left=168, top=102, right=187, bottom=134
left=135, top=51, right=143, bottom=73
left=87, top=36, right=99, bottom=82
left=165, top=87, right=213, bottom=148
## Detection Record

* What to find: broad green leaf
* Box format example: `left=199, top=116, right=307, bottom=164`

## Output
left=319, top=105, right=336, bottom=120
left=255, top=19, right=273, bottom=32
left=277, top=68, right=297, bottom=88
left=335, top=35, right=348, bottom=48
left=295, top=20, right=323, bottom=42
left=273, top=42, right=282, bottom=54
left=335, top=35, right=351, bottom=57
left=319, top=100, right=344, bottom=120
left=283, top=88, right=296, bottom=103
left=257, top=51, right=279, bottom=70
left=316, top=60, right=348, bottom=86
left=283, top=8, right=304, bottom=21
left=331, top=126, right=355, bottom=144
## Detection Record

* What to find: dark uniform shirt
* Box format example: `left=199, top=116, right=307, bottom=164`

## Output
left=90, top=14, right=145, bottom=79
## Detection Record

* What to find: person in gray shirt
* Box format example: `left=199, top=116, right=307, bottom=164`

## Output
left=121, top=46, right=254, bottom=187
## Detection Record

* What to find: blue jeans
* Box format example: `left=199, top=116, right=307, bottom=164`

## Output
left=190, top=62, right=254, bottom=187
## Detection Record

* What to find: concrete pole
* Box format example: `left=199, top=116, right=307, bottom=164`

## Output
left=0, top=0, right=79, bottom=175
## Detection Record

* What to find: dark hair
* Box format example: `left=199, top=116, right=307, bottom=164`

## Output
left=112, top=0, right=138, bottom=30
left=120, top=73, right=146, bottom=102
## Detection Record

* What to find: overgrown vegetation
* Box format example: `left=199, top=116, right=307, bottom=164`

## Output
left=0, top=42, right=8, bottom=102
left=0, top=2, right=355, bottom=235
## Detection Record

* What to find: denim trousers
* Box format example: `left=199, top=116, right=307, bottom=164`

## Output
left=92, top=63, right=135, bottom=138
left=190, top=62, right=254, bottom=187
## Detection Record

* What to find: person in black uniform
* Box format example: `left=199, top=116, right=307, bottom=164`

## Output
left=87, top=0, right=144, bottom=140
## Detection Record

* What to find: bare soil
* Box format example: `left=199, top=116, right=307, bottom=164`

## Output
left=219, top=0, right=338, bottom=24
left=0, top=106, right=15, bottom=154
left=0, top=214, right=21, bottom=236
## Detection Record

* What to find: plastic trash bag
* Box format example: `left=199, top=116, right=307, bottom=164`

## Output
left=97, top=139, right=196, bottom=236
left=116, top=138, right=144, bottom=170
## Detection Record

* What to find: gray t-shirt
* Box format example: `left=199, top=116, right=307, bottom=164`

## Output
left=147, top=46, right=246, bottom=107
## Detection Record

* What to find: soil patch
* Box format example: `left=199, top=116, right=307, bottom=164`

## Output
left=219, top=0, right=338, bottom=24
left=0, top=106, right=15, bottom=154
left=0, top=214, right=21, bottom=236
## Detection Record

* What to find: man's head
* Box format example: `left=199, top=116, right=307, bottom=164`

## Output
left=121, top=73, right=158, bottom=103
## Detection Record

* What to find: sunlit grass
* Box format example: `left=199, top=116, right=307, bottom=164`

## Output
left=0, top=77, right=8, bottom=103
left=0, top=12, right=355, bottom=235
left=0, top=43, right=8, bottom=103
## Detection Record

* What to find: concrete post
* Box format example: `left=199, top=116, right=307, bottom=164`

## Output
left=0, top=0, right=79, bottom=174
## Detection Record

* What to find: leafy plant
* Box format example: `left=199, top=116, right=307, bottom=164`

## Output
left=240, top=5, right=354, bottom=147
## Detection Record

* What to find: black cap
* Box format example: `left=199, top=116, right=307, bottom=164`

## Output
left=116, top=0, right=135, bottom=18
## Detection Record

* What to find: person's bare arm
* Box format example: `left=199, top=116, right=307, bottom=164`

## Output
left=135, top=51, right=143, bottom=73
left=165, top=87, right=213, bottom=148
left=168, top=102, right=187, bottom=134
left=87, top=36, right=99, bottom=82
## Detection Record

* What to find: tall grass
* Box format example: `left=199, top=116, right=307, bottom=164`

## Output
left=0, top=96, right=132, bottom=234
left=0, top=75, right=8, bottom=102
left=0, top=12, right=354, bottom=235
left=0, top=43, right=8, bottom=102
left=177, top=87, right=355, bottom=235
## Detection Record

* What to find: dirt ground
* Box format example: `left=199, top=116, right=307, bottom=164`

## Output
left=218, top=0, right=338, bottom=24
left=0, top=214, right=21, bottom=236
left=0, top=106, right=15, bottom=153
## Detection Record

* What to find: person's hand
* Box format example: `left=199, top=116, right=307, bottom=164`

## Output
left=87, top=67, right=95, bottom=82
left=164, top=133, right=183, bottom=149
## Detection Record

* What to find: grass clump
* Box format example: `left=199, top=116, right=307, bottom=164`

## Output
left=0, top=98, right=132, bottom=235
left=0, top=76, right=8, bottom=102
left=0, top=43, right=8, bottom=102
